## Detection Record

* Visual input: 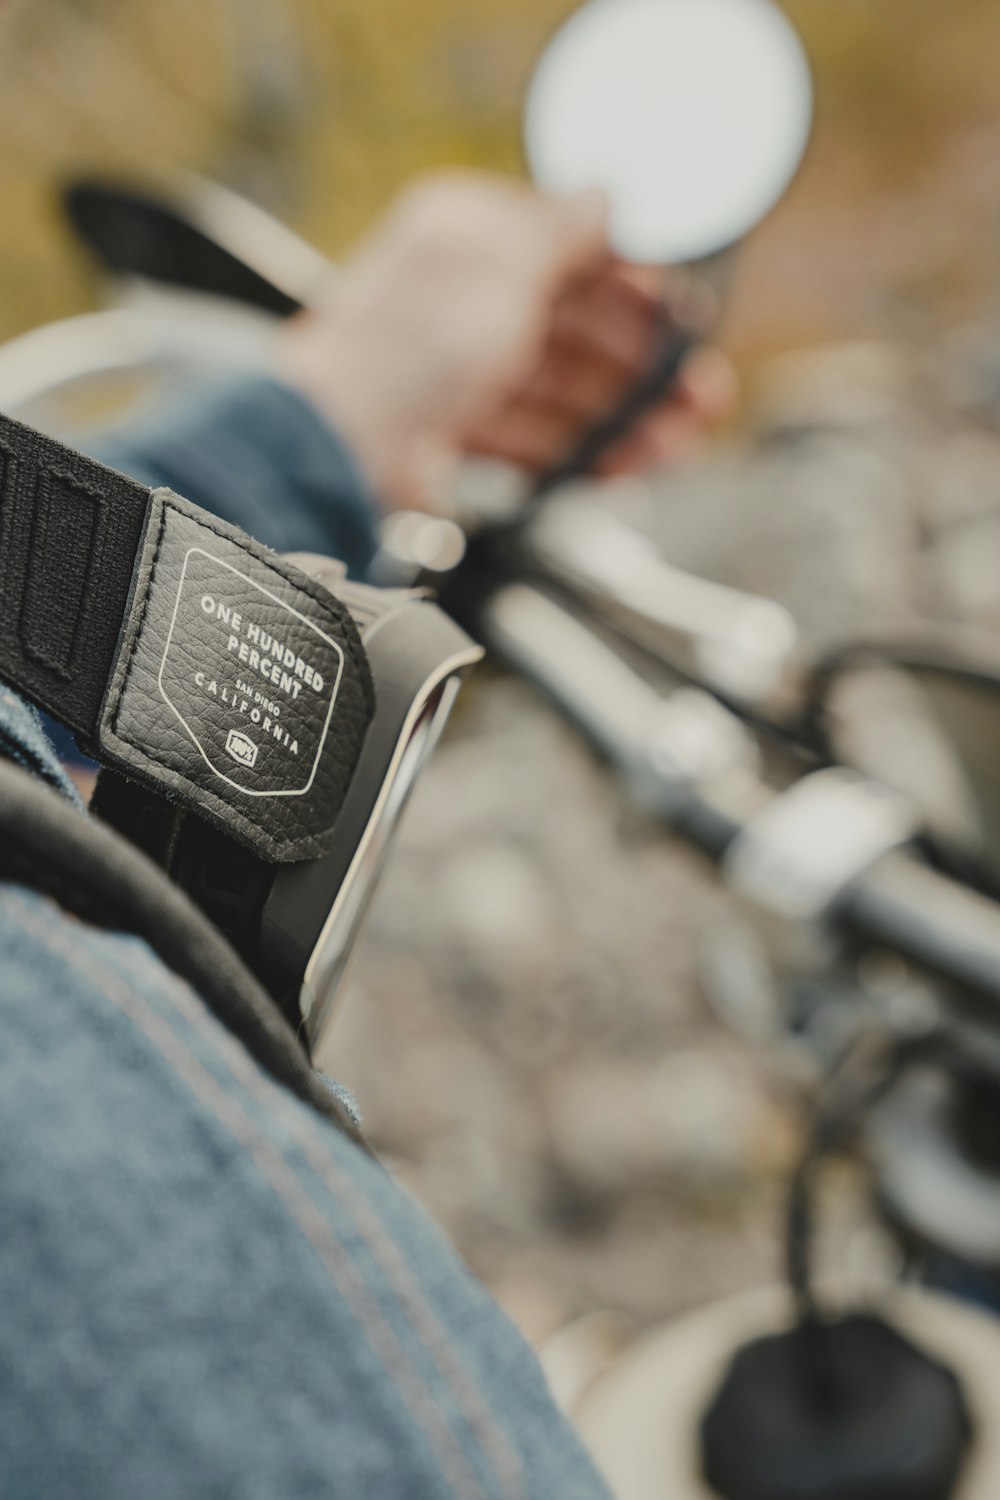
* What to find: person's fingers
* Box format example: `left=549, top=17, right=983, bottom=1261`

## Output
left=479, top=335, right=732, bottom=448
left=390, top=433, right=463, bottom=513
left=672, top=346, right=739, bottom=424
left=549, top=270, right=664, bottom=372
left=515, top=344, right=639, bottom=419
left=611, top=261, right=670, bottom=300
left=502, top=284, right=664, bottom=430
left=596, top=406, right=706, bottom=477
left=541, top=189, right=613, bottom=285
left=467, top=343, right=732, bottom=477
left=465, top=398, right=585, bottom=472
left=595, top=346, right=737, bottom=474
left=467, top=393, right=709, bottom=479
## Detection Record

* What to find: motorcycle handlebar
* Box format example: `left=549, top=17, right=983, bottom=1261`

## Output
left=482, top=582, right=1000, bottom=1012
left=841, top=852, right=1000, bottom=1009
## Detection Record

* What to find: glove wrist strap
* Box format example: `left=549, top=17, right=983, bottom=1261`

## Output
left=0, top=412, right=374, bottom=863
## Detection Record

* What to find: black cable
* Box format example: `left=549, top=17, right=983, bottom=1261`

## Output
left=786, top=1028, right=949, bottom=1326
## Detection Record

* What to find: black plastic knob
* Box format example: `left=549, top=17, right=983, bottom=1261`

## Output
left=700, top=1314, right=971, bottom=1500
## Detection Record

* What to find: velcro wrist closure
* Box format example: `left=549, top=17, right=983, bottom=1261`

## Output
left=0, top=413, right=374, bottom=864
left=99, top=491, right=373, bottom=862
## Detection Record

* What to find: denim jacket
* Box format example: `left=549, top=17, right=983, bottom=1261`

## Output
left=0, top=378, right=610, bottom=1500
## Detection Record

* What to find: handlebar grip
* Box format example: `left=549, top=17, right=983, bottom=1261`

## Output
left=841, top=850, right=1000, bottom=1008
left=483, top=582, right=1000, bottom=1009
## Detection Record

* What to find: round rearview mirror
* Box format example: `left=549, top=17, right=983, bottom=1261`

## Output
left=524, top=0, right=813, bottom=265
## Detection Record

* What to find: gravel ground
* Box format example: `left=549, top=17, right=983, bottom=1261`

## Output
left=321, top=328, right=1000, bottom=1343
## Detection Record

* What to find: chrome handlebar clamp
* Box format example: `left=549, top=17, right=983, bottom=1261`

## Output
left=723, top=768, right=920, bottom=972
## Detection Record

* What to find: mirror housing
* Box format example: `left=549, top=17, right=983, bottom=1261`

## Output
left=524, top=0, right=813, bottom=265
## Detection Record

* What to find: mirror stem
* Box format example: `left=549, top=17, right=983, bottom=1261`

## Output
left=532, top=321, right=696, bottom=501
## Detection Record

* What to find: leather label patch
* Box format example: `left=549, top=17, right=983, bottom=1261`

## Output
left=101, top=495, right=375, bottom=863
left=158, top=546, right=344, bottom=798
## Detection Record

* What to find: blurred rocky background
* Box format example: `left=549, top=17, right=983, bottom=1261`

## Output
left=5, top=0, right=1000, bottom=1342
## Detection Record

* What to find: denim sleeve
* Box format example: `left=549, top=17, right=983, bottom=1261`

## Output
left=0, top=418, right=612, bottom=1495
left=0, top=876, right=613, bottom=1498
left=88, top=373, right=381, bottom=577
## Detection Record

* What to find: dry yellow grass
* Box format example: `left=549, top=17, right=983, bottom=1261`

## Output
left=1, top=0, right=1000, bottom=350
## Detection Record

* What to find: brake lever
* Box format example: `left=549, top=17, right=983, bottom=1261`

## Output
left=522, top=498, right=799, bottom=708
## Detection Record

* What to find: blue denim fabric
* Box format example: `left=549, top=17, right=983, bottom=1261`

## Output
left=0, top=690, right=82, bottom=803
left=0, top=386, right=611, bottom=1497
left=88, top=373, right=381, bottom=578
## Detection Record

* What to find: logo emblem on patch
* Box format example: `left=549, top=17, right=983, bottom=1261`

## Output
left=157, top=546, right=345, bottom=799
left=226, top=729, right=259, bottom=769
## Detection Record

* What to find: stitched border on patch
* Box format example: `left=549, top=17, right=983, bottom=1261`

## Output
left=156, top=546, right=345, bottom=800
left=100, top=493, right=374, bottom=858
